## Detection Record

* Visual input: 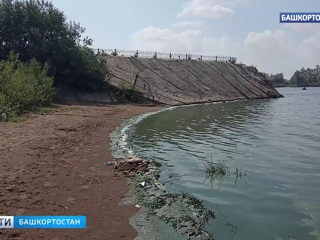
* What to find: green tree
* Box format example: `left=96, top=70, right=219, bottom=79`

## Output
left=290, top=70, right=305, bottom=87
left=289, top=66, right=320, bottom=87
left=0, top=52, right=54, bottom=116
left=0, top=0, right=107, bottom=91
left=267, top=73, right=288, bottom=87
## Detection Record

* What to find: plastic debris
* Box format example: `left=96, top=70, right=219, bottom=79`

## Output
left=140, top=181, right=147, bottom=187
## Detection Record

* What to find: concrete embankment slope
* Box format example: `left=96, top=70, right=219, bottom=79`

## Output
left=106, top=56, right=283, bottom=105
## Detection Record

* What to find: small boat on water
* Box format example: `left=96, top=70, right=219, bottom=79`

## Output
left=302, top=87, right=307, bottom=90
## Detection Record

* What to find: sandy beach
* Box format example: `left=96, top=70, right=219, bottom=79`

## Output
left=0, top=103, right=159, bottom=240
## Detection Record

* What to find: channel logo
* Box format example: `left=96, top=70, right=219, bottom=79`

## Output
left=0, top=216, right=13, bottom=228
left=280, top=12, right=320, bottom=23
left=0, top=216, right=86, bottom=229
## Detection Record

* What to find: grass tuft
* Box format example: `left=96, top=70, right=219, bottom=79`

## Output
left=204, top=161, right=228, bottom=176
left=203, top=156, right=229, bottom=184
left=38, top=107, right=56, bottom=115
left=8, top=116, right=27, bottom=123
left=203, top=156, right=248, bottom=185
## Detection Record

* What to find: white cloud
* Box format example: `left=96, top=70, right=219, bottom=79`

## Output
left=178, top=0, right=234, bottom=19
left=240, top=29, right=319, bottom=78
left=171, top=21, right=202, bottom=29
left=130, top=26, right=320, bottom=78
left=244, top=30, right=287, bottom=47
left=131, top=27, right=207, bottom=53
left=284, top=23, right=320, bottom=32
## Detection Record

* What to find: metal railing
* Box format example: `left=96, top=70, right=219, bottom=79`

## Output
left=95, top=49, right=237, bottom=63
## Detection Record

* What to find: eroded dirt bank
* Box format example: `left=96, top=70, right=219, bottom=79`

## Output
left=106, top=57, right=283, bottom=105
left=0, top=104, right=159, bottom=240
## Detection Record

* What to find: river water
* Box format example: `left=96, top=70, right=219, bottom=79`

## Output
left=129, top=87, right=320, bottom=240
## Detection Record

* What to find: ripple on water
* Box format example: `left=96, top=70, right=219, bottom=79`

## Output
left=131, top=88, right=320, bottom=240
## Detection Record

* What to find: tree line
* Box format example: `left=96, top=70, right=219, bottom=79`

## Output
left=267, top=65, right=320, bottom=87
left=0, top=0, right=108, bottom=117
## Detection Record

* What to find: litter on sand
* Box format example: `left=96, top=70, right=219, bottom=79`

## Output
left=140, top=181, right=147, bottom=187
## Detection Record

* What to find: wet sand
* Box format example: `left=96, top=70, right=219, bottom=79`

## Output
left=0, top=103, right=159, bottom=240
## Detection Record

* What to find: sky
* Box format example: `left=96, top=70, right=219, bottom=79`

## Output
left=50, top=0, right=320, bottom=79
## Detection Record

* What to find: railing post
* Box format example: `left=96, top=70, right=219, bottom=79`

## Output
left=134, top=74, right=139, bottom=86
left=134, top=50, right=139, bottom=58
left=216, top=56, right=217, bottom=62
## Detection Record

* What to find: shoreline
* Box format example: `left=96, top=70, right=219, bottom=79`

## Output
left=110, top=102, right=237, bottom=240
left=0, top=96, right=280, bottom=240
left=0, top=103, right=159, bottom=240
left=110, top=97, right=281, bottom=239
